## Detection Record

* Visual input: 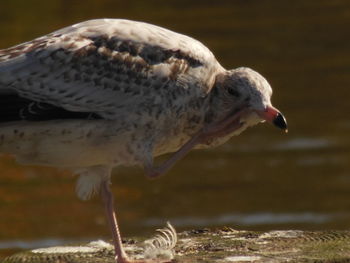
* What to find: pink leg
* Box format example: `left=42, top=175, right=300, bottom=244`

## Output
left=145, top=108, right=249, bottom=179
left=101, top=180, right=173, bottom=262
left=144, top=132, right=202, bottom=178
left=100, top=180, right=131, bottom=263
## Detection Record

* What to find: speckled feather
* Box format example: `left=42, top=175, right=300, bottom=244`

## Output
left=0, top=19, right=273, bottom=200
left=0, top=22, right=220, bottom=140
left=0, top=19, right=221, bottom=116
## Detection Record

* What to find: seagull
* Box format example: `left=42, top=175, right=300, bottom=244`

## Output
left=0, top=19, right=287, bottom=263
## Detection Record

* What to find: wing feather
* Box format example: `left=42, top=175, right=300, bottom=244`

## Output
left=0, top=19, right=223, bottom=119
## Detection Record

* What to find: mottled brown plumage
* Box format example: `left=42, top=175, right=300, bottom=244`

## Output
left=0, top=19, right=287, bottom=263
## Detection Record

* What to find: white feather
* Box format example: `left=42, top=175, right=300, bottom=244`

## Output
left=75, top=165, right=111, bottom=200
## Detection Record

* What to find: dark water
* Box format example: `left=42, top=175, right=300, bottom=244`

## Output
left=1, top=0, right=350, bottom=259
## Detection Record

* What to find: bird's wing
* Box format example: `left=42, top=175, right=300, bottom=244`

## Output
left=0, top=19, right=223, bottom=120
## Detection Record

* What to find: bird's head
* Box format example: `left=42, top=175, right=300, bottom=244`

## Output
left=210, top=67, right=287, bottom=132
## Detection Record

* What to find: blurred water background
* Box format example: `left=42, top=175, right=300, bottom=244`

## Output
left=0, top=0, right=350, bottom=259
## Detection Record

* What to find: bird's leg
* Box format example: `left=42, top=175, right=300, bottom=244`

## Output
left=145, top=108, right=249, bottom=179
left=100, top=180, right=130, bottom=263
left=144, top=132, right=201, bottom=179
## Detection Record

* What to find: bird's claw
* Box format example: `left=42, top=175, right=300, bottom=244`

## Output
left=199, top=119, right=244, bottom=144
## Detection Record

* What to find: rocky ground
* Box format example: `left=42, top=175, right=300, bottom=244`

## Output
left=2, top=227, right=350, bottom=262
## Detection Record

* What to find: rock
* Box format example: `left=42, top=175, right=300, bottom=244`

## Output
left=2, top=228, right=350, bottom=262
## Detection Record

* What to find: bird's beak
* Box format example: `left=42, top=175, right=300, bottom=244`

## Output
left=256, top=106, right=288, bottom=132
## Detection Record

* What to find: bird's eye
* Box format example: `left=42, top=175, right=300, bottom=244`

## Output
left=227, top=87, right=240, bottom=97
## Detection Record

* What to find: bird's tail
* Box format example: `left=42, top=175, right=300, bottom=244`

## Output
left=0, top=43, right=34, bottom=87
left=0, top=57, right=23, bottom=87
